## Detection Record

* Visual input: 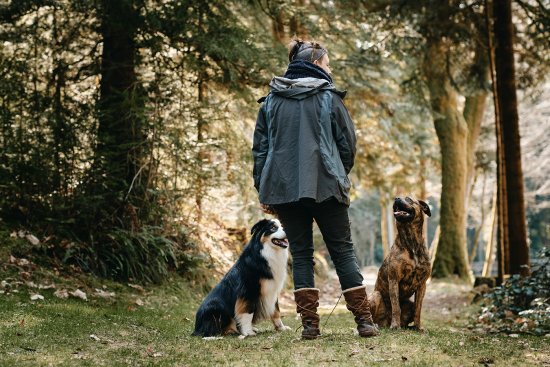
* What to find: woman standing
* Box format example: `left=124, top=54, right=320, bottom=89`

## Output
left=252, top=39, right=378, bottom=339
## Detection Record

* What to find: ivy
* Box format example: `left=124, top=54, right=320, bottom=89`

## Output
left=477, top=248, right=550, bottom=335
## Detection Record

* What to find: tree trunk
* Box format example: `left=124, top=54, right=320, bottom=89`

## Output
left=493, top=0, right=530, bottom=276
left=195, top=78, right=206, bottom=224
left=423, top=38, right=471, bottom=280
left=289, top=0, right=306, bottom=38
left=418, top=155, right=429, bottom=247
left=380, top=197, right=389, bottom=259
left=464, top=46, right=489, bottom=211
left=429, top=225, right=440, bottom=270
left=485, top=0, right=509, bottom=284
left=482, top=180, right=498, bottom=277
left=469, top=173, right=487, bottom=264
left=368, top=231, right=375, bottom=266
left=271, top=9, right=285, bottom=44
left=94, top=0, right=146, bottom=229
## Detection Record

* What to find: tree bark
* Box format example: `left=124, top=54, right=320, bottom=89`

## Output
left=493, top=0, right=530, bottom=276
left=423, top=38, right=471, bottom=279
left=380, top=197, right=390, bottom=259
left=482, top=180, right=498, bottom=277
left=485, top=0, right=509, bottom=284
left=271, top=9, right=285, bottom=44
left=94, top=0, right=146, bottom=229
left=463, top=46, right=489, bottom=211
left=469, top=173, right=487, bottom=264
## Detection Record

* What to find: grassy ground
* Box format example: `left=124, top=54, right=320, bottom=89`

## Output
left=0, top=231, right=548, bottom=367
left=1, top=271, right=549, bottom=367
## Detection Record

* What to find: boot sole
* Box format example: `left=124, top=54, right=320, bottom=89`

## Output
left=301, top=334, right=321, bottom=340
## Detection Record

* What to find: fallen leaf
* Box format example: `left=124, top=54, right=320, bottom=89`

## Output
left=508, top=334, right=519, bottom=338
left=38, top=284, right=56, bottom=290
left=151, top=352, right=162, bottom=358
left=72, top=352, right=87, bottom=360
left=94, top=289, right=115, bottom=298
left=203, top=336, right=224, bottom=340
left=128, top=283, right=145, bottom=294
left=70, top=289, right=87, bottom=301
left=25, top=234, right=40, bottom=246
left=54, top=289, right=69, bottom=299
left=30, top=294, right=44, bottom=301
left=348, top=349, right=360, bottom=357
left=89, top=334, right=100, bottom=341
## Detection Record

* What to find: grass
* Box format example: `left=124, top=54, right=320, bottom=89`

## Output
left=0, top=230, right=548, bottom=367
left=1, top=274, right=549, bottom=367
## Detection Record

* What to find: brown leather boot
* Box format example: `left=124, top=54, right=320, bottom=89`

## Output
left=343, top=285, right=380, bottom=337
left=294, top=288, right=321, bottom=340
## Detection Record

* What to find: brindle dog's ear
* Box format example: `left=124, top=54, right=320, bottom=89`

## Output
left=251, top=219, right=270, bottom=235
left=419, top=200, right=431, bottom=217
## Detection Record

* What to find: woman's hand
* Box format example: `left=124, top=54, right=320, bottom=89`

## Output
left=260, top=204, right=276, bottom=215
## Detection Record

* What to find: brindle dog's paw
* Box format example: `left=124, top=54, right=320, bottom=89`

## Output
left=390, top=323, right=401, bottom=330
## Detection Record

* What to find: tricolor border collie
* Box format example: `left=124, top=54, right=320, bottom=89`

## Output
left=192, top=219, right=291, bottom=337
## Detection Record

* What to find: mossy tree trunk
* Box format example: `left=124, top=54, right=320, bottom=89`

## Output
left=423, top=38, right=471, bottom=279
left=464, top=45, right=489, bottom=211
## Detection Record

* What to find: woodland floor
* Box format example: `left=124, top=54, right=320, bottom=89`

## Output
left=1, top=256, right=549, bottom=367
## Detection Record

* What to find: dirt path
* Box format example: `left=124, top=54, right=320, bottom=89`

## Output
left=279, top=266, right=472, bottom=319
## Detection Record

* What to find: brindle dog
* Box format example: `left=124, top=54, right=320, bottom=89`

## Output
left=369, top=197, right=431, bottom=331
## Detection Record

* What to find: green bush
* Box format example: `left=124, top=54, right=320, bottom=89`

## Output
left=477, top=247, right=550, bottom=335
left=56, top=226, right=204, bottom=284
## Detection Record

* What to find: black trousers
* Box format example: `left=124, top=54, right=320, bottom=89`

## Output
left=275, top=198, right=364, bottom=291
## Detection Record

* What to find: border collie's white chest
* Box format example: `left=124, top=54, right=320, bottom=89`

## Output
left=260, top=246, right=288, bottom=316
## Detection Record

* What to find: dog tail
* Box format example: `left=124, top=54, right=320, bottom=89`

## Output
left=191, top=306, right=231, bottom=337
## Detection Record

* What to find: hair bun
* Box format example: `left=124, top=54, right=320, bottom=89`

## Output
left=288, top=38, right=304, bottom=62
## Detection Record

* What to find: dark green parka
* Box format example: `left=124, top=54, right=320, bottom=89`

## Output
left=252, top=76, right=356, bottom=206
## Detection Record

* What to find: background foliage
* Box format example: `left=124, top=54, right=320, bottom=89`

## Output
left=0, top=0, right=548, bottom=282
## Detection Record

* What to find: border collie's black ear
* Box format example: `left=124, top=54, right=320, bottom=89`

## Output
left=419, top=200, right=431, bottom=217
left=251, top=219, right=271, bottom=236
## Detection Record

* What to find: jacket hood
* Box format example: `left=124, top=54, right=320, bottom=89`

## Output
left=268, top=77, right=347, bottom=100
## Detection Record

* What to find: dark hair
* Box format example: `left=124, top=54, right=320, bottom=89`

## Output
left=287, top=38, right=328, bottom=63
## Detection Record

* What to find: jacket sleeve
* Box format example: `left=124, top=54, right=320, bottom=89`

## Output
left=331, top=95, right=357, bottom=174
left=252, top=104, right=269, bottom=192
